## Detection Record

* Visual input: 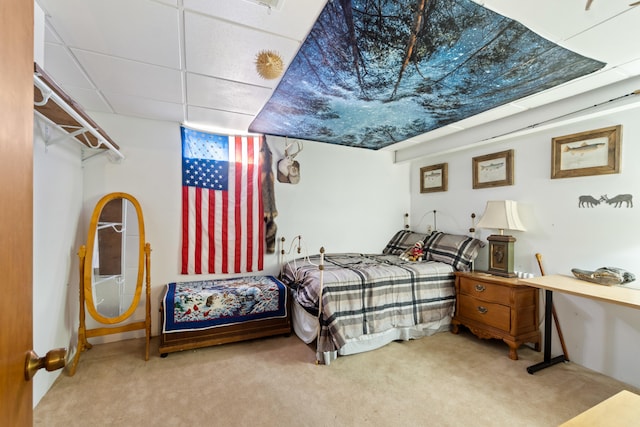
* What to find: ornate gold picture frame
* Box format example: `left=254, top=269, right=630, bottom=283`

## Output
left=551, top=125, right=621, bottom=179
left=472, top=149, right=514, bottom=189
left=420, top=163, right=448, bottom=193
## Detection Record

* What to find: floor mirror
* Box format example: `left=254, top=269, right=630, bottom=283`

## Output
left=67, top=192, right=151, bottom=375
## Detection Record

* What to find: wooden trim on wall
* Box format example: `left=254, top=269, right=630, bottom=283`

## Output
left=0, top=0, right=35, bottom=424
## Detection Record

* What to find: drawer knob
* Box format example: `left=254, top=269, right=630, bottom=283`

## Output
left=477, top=306, right=488, bottom=314
left=474, top=284, right=486, bottom=292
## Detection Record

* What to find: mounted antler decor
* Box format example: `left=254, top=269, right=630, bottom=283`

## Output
left=277, top=140, right=302, bottom=184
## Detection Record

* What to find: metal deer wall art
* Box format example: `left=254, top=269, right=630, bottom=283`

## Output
left=578, top=194, right=633, bottom=208
left=277, top=140, right=302, bottom=184
left=600, top=194, right=633, bottom=208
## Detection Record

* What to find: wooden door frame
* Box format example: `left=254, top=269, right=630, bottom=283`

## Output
left=0, top=0, right=35, bottom=425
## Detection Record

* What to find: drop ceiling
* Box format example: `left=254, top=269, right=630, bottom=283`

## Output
left=36, top=0, right=640, bottom=157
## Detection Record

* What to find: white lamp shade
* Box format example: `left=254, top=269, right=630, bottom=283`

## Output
left=476, top=200, right=526, bottom=232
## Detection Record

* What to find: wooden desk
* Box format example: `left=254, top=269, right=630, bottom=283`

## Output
left=520, top=274, right=640, bottom=374
left=521, top=274, right=640, bottom=309
left=560, top=390, right=640, bottom=427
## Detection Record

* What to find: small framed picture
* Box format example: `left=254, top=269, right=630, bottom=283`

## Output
left=420, top=163, right=448, bottom=193
left=551, top=125, right=621, bottom=179
left=472, top=149, right=514, bottom=189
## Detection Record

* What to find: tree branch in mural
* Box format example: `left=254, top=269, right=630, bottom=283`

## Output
left=578, top=194, right=633, bottom=208
left=391, top=0, right=428, bottom=99
left=277, top=141, right=302, bottom=184
left=339, top=0, right=366, bottom=97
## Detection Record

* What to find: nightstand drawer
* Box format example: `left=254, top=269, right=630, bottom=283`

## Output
left=458, top=294, right=510, bottom=331
left=452, top=271, right=541, bottom=360
left=459, top=277, right=510, bottom=304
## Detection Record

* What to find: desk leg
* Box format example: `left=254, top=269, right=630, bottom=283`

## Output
left=527, top=289, right=566, bottom=374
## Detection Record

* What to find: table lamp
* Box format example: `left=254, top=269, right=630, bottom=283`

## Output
left=476, top=200, right=526, bottom=277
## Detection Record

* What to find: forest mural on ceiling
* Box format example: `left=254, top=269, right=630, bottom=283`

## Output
left=249, top=0, right=606, bottom=150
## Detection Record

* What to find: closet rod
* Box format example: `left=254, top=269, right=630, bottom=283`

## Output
left=33, top=64, right=124, bottom=161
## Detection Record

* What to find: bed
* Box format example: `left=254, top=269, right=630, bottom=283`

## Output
left=280, top=230, right=483, bottom=364
left=159, top=275, right=291, bottom=356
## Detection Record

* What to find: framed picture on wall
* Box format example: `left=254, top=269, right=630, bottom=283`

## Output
left=420, top=163, right=448, bottom=193
left=551, top=125, right=621, bottom=179
left=472, top=149, right=514, bottom=189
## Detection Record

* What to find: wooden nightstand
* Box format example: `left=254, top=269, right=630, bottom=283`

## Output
left=451, top=271, right=541, bottom=360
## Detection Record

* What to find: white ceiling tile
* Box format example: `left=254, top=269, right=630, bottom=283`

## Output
left=103, top=92, right=185, bottom=123
left=39, top=0, right=181, bottom=68
left=452, top=104, right=528, bottom=130
left=184, top=11, right=301, bottom=86
left=479, top=0, right=634, bottom=42
left=184, top=0, right=326, bottom=41
left=72, top=49, right=184, bottom=104
left=44, top=23, right=62, bottom=44
left=62, top=87, right=113, bottom=114
left=155, top=0, right=178, bottom=6
left=43, top=43, right=94, bottom=90
left=409, top=125, right=467, bottom=144
left=186, top=73, right=273, bottom=115
left=563, top=7, right=640, bottom=66
left=616, top=58, right=640, bottom=76
left=187, top=105, right=255, bottom=133
left=383, top=128, right=457, bottom=151
left=512, top=69, right=628, bottom=109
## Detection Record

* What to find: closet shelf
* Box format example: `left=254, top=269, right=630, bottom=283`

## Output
left=33, top=63, right=124, bottom=160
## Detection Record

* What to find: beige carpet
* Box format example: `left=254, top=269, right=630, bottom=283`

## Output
left=34, top=330, right=637, bottom=427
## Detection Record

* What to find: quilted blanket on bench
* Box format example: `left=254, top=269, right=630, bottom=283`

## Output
left=162, top=275, right=287, bottom=333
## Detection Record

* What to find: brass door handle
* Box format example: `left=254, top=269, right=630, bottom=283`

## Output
left=474, top=284, right=485, bottom=292
left=25, top=348, right=66, bottom=381
left=477, top=306, right=488, bottom=314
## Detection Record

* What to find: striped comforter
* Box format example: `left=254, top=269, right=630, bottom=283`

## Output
left=281, top=253, right=455, bottom=354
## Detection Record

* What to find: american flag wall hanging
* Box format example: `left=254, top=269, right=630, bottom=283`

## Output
left=180, top=126, right=264, bottom=274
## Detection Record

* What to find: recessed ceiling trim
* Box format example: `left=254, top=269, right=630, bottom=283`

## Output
left=393, top=75, right=640, bottom=163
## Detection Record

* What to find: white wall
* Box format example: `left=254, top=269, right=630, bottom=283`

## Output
left=32, top=111, right=408, bottom=406
left=32, top=104, right=639, bottom=412
left=81, top=113, right=410, bottom=340
left=32, top=121, right=84, bottom=406
left=32, top=103, right=640, bottom=412
left=32, top=76, right=639, bottom=410
left=409, top=105, right=640, bottom=388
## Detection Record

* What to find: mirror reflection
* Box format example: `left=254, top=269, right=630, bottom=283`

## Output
left=92, top=198, right=140, bottom=318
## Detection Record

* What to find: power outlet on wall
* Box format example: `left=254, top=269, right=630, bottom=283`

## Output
left=426, top=225, right=433, bottom=234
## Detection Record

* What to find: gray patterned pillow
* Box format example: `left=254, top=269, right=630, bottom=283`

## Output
left=382, top=230, right=430, bottom=255
left=423, top=231, right=484, bottom=271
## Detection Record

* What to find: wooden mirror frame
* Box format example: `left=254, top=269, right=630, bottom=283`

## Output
left=84, top=193, right=145, bottom=324
left=68, top=192, right=151, bottom=376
